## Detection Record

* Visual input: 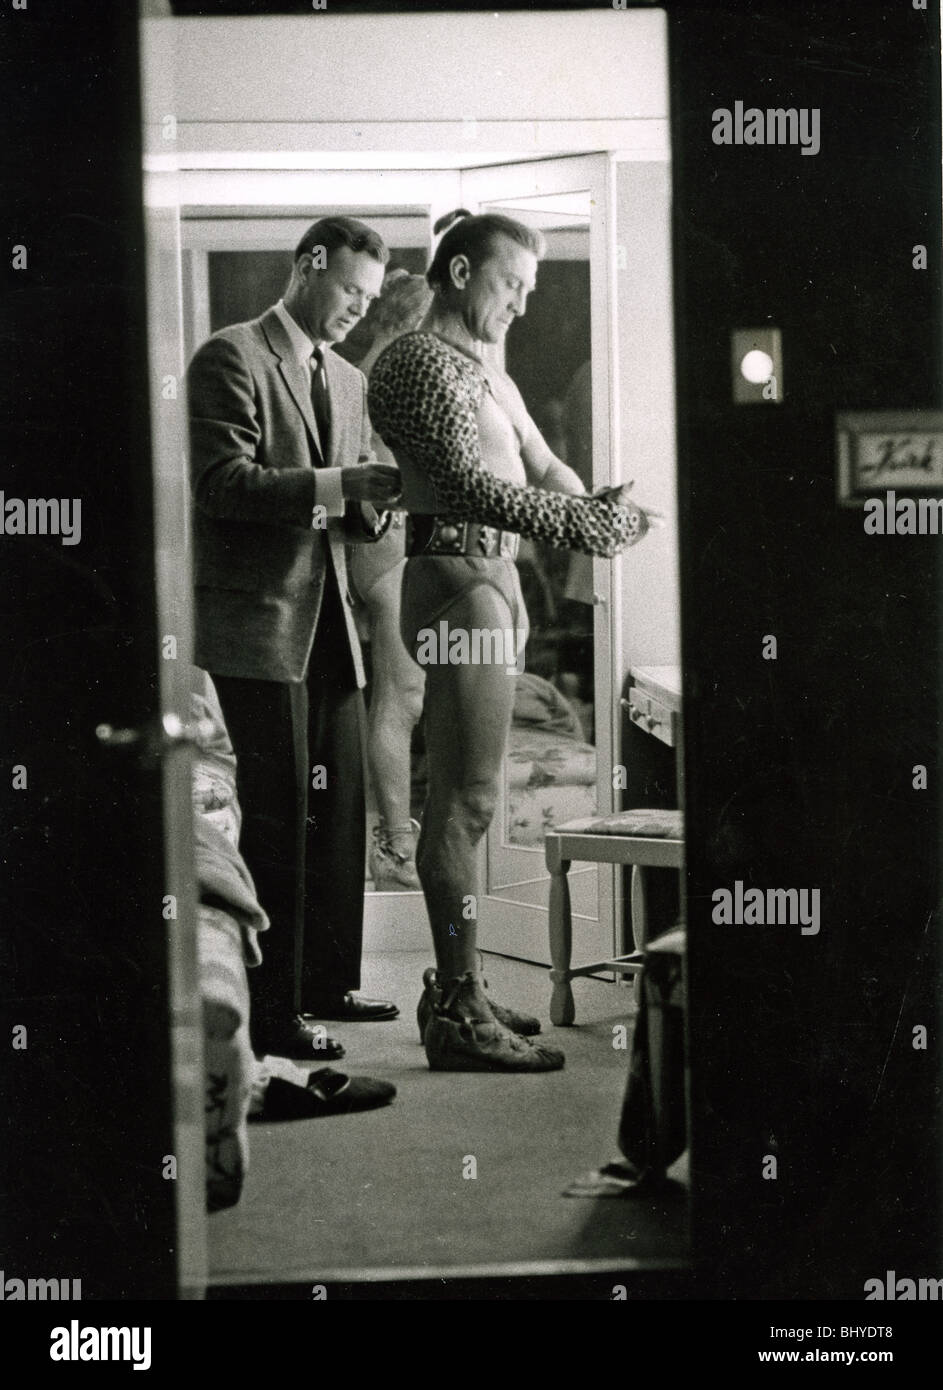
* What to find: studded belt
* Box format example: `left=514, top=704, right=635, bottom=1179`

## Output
left=406, top=515, right=520, bottom=560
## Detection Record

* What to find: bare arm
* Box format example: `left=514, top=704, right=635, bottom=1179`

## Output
left=517, top=379, right=661, bottom=528
left=518, top=412, right=586, bottom=496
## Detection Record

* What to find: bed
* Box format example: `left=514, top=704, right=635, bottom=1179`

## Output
left=505, top=672, right=598, bottom=847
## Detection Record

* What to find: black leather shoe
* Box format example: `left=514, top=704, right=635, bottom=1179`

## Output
left=253, top=1070, right=397, bottom=1122
left=253, top=1014, right=346, bottom=1061
left=304, top=992, right=400, bottom=1022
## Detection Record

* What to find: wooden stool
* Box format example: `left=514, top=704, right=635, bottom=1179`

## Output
left=544, top=808, right=684, bottom=1025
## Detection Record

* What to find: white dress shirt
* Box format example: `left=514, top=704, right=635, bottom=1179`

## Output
left=273, top=299, right=345, bottom=520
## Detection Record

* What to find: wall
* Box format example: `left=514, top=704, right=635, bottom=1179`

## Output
left=617, top=157, right=680, bottom=668
left=143, top=10, right=668, bottom=131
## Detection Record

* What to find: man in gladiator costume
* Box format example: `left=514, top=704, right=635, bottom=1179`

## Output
left=368, top=210, right=655, bottom=1072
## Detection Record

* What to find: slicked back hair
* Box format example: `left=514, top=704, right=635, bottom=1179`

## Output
left=426, top=210, right=544, bottom=293
left=294, top=216, right=389, bottom=267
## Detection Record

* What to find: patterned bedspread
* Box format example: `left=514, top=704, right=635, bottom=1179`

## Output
left=506, top=674, right=597, bottom=846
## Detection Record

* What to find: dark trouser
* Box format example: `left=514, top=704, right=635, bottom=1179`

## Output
left=211, top=581, right=366, bottom=1043
left=618, top=936, right=686, bottom=1179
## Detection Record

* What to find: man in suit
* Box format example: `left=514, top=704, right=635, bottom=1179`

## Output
left=188, top=216, right=402, bottom=1058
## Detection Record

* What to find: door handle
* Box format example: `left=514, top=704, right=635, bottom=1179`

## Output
left=592, top=592, right=607, bottom=606
left=95, top=712, right=217, bottom=759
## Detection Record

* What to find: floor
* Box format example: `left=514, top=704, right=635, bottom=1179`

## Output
left=208, top=951, right=688, bottom=1287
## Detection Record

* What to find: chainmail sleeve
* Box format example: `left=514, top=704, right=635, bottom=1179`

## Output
left=367, top=332, right=641, bottom=558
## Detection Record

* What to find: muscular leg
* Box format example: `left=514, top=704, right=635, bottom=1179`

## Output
left=400, top=562, right=560, bottom=1069
left=417, top=582, right=515, bottom=979
left=415, top=582, right=563, bottom=1070
left=364, top=561, right=425, bottom=847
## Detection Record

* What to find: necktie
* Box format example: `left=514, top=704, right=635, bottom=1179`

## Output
left=310, top=347, right=331, bottom=460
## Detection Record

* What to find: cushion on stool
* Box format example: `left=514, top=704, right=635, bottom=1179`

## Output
left=550, top=808, right=684, bottom=839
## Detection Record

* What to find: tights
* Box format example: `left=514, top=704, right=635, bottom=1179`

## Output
left=368, top=331, right=639, bottom=994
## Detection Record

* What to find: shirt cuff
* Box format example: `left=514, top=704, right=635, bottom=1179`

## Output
left=314, top=467, right=346, bottom=519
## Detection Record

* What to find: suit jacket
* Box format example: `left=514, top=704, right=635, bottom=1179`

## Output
left=188, top=306, right=382, bottom=685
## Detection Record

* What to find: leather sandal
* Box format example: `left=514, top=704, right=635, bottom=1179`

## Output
left=416, top=964, right=542, bottom=1042
left=423, top=973, right=563, bottom=1073
left=370, top=819, right=421, bottom=891
left=425, top=1013, right=565, bottom=1072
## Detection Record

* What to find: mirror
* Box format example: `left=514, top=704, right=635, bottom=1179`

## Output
left=468, top=188, right=609, bottom=971
left=482, top=195, right=597, bottom=853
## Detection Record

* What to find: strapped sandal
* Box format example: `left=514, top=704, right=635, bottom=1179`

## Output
left=423, top=973, right=563, bottom=1073
left=370, top=818, right=421, bottom=891
left=416, top=960, right=542, bottom=1042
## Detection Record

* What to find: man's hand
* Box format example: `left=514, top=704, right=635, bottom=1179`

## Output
left=592, top=481, right=664, bottom=545
left=342, top=463, right=402, bottom=507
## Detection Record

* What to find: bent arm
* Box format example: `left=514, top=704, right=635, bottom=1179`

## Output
left=368, top=335, right=640, bottom=558
left=188, top=335, right=318, bottom=528
left=342, top=374, right=392, bottom=544
left=519, top=412, right=586, bottom=496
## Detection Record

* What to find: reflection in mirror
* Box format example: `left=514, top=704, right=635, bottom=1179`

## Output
left=481, top=196, right=596, bottom=853
left=344, top=266, right=433, bottom=894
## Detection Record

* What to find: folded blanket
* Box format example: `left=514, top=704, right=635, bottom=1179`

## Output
left=201, top=905, right=254, bottom=1214
left=190, top=670, right=239, bottom=808
left=193, top=814, right=267, bottom=968
left=198, top=902, right=251, bottom=1030
left=190, top=667, right=268, bottom=967
left=189, top=668, right=268, bottom=1213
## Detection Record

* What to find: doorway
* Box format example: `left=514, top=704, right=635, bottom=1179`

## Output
left=139, top=4, right=687, bottom=1291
